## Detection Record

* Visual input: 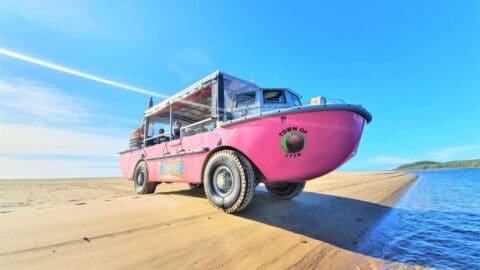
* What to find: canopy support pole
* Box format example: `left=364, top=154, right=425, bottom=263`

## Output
left=169, top=102, right=173, bottom=137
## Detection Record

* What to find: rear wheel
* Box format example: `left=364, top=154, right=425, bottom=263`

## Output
left=203, top=150, right=255, bottom=213
left=265, top=182, right=305, bottom=199
left=134, top=161, right=157, bottom=194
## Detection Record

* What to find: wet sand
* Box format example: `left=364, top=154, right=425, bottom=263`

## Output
left=0, top=172, right=418, bottom=269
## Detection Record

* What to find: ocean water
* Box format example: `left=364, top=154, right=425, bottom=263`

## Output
left=357, top=168, right=480, bottom=269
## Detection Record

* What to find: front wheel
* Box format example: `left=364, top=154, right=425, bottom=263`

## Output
left=265, top=182, right=305, bottom=199
left=203, top=150, right=255, bottom=213
left=134, top=161, right=157, bottom=194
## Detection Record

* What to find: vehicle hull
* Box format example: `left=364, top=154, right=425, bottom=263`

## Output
left=120, top=108, right=366, bottom=184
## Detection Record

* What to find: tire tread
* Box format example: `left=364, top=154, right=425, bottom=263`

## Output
left=203, top=150, right=255, bottom=213
left=134, top=161, right=157, bottom=194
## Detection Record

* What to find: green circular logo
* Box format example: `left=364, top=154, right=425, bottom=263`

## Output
left=281, top=132, right=306, bottom=153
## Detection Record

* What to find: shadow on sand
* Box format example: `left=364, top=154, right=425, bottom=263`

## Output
left=239, top=188, right=391, bottom=252
left=156, top=186, right=393, bottom=258
left=157, top=187, right=206, bottom=198
left=156, top=187, right=477, bottom=268
left=241, top=189, right=480, bottom=269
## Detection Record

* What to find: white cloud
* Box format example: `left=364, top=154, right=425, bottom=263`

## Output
left=0, top=123, right=127, bottom=179
left=0, top=156, right=120, bottom=179
left=0, top=77, right=134, bottom=178
left=0, top=78, right=93, bottom=125
left=0, top=77, right=140, bottom=130
left=429, top=145, right=480, bottom=160
left=0, top=123, right=125, bottom=157
left=367, top=145, right=480, bottom=171
left=369, top=155, right=414, bottom=166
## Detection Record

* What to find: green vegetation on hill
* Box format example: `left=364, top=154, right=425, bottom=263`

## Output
left=396, top=159, right=480, bottom=170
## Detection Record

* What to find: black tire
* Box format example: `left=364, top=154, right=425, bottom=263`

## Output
left=265, top=182, right=305, bottom=199
left=203, top=150, right=256, bottom=213
left=134, top=161, right=157, bottom=194
left=235, top=154, right=256, bottom=212
left=189, top=183, right=203, bottom=189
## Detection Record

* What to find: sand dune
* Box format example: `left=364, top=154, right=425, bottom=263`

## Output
left=0, top=172, right=418, bottom=269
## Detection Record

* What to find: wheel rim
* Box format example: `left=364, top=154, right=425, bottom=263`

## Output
left=137, top=171, right=145, bottom=186
left=212, top=165, right=233, bottom=197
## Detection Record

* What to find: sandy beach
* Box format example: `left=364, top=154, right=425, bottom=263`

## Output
left=0, top=172, right=418, bottom=269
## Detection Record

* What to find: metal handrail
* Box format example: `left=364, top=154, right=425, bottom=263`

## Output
left=144, top=134, right=170, bottom=142
left=181, top=117, right=215, bottom=131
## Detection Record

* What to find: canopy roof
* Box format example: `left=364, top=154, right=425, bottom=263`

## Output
left=144, top=70, right=220, bottom=120
left=144, top=70, right=301, bottom=124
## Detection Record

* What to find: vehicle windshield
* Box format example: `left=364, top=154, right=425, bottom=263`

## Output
left=288, top=91, right=302, bottom=106
left=223, top=74, right=260, bottom=113
left=263, top=89, right=286, bottom=103
left=236, top=92, right=256, bottom=108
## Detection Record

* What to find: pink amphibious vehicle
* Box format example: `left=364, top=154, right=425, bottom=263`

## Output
left=119, top=71, right=372, bottom=213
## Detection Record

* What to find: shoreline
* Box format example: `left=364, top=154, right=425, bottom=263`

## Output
left=339, top=173, right=419, bottom=269
left=1, top=172, right=419, bottom=269
left=285, top=172, right=419, bottom=269
left=397, top=166, right=479, bottom=172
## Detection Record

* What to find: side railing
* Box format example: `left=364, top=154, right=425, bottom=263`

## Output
left=181, top=117, right=216, bottom=137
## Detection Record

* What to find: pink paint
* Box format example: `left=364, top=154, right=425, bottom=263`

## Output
left=119, top=108, right=365, bottom=184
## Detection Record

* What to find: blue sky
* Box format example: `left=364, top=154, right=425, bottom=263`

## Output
left=0, top=1, right=479, bottom=178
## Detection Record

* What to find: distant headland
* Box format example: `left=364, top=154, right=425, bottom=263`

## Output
left=396, top=159, right=480, bottom=170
